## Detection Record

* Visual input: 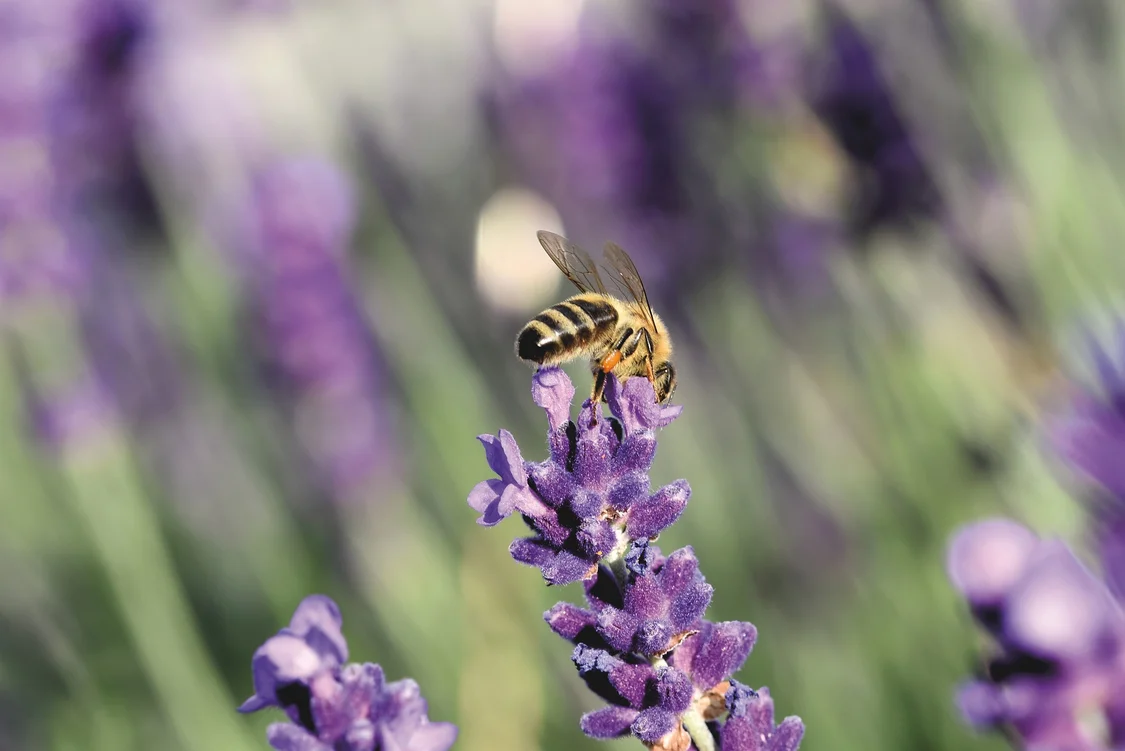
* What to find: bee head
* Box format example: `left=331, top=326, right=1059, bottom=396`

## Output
left=654, top=362, right=677, bottom=404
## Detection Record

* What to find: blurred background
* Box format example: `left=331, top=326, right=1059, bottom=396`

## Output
left=1, top=0, right=1121, bottom=749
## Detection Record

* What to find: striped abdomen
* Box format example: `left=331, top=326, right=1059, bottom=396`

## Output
left=516, top=295, right=619, bottom=364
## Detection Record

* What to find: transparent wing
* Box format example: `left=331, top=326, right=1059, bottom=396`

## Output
left=537, top=230, right=608, bottom=295
left=602, top=242, right=657, bottom=330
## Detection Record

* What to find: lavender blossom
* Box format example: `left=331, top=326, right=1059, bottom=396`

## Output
left=487, top=0, right=780, bottom=301
left=239, top=595, right=457, bottom=751
left=468, top=369, right=804, bottom=749
left=947, top=519, right=1125, bottom=749
left=468, top=368, right=688, bottom=585
left=806, top=9, right=941, bottom=239
left=1049, top=328, right=1125, bottom=600
left=237, top=157, right=398, bottom=497
left=0, top=0, right=179, bottom=448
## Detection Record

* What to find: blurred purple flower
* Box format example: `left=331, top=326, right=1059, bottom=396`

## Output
left=240, top=595, right=457, bottom=751
left=947, top=519, right=1125, bottom=748
left=806, top=9, right=941, bottom=239
left=237, top=157, right=398, bottom=497
left=0, top=0, right=181, bottom=448
left=467, top=367, right=688, bottom=585
left=488, top=0, right=791, bottom=300
left=1049, top=327, right=1125, bottom=600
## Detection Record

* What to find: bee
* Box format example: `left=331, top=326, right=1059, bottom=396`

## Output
left=516, top=230, right=676, bottom=408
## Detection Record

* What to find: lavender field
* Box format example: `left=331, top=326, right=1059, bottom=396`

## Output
left=2, top=1, right=1123, bottom=750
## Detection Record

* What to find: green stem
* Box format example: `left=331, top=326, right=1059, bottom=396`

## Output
left=60, top=434, right=256, bottom=751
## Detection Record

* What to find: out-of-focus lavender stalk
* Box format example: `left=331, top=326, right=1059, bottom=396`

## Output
left=239, top=595, right=457, bottom=751
left=487, top=0, right=814, bottom=305
left=1, top=0, right=183, bottom=448
left=947, top=329, right=1125, bottom=749
left=232, top=156, right=399, bottom=501
left=467, top=368, right=804, bottom=750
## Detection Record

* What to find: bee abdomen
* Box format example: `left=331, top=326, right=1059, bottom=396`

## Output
left=516, top=299, right=617, bottom=364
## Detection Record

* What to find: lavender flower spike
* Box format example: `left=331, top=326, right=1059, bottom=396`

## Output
left=471, top=368, right=803, bottom=748
left=240, top=595, right=457, bottom=751
left=467, top=367, right=690, bottom=584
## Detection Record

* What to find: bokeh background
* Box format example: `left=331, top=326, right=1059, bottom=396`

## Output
left=1, top=0, right=1122, bottom=749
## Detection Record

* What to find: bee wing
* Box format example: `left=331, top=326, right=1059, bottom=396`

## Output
left=602, top=241, right=658, bottom=331
left=537, top=230, right=608, bottom=295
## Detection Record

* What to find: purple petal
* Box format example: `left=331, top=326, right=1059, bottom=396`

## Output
left=727, top=682, right=761, bottom=718
left=956, top=681, right=1008, bottom=728
left=655, top=666, right=694, bottom=714
left=613, top=432, right=657, bottom=475
left=624, top=540, right=660, bottom=576
left=687, top=621, right=758, bottom=690
left=243, top=634, right=326, bottom=711
left=768, top=717, right=806, bottom=751
left=635, top=619, right=675, bottom=656
left=627, top=480, right=691, bottom=539
left=1047, top=399, right=1125, bottom=499
left=532, top=366, right=575, bottom=432
left=579, top=706, right=639, bottom=739
left=527, top=460, right=574, bottom=506
left=1097, top=515, right=1125, bottom=602
left=605, top=375, right=682, bottom=434
left=669, top=582, right=713, bottom=631
left=344, top=720, right=375, bottom=751
left=265, top=724, right=332, bottom=751
left=624, top=573, right=666, bottom=618
left=390, top=722, right=458, bottom=751
left=497, top=484, right=551, bottom=520
left=659, top=547, right=701, bottom=593
left=288, top=595, right=348, bottom=666
left=630, top=707, right=679, bottom=742
left=527, top=509, right=570, bottom=546
left=543, top=549, right=597, bottom=585
left=570, top=488, right=603, bottom=518
left=596, top=607, right=641, bottom=652
left=576, top=519, right=618, bottom=560
left=745, top=686, right=776, bottom=733
left=1003, top=540, right=1118, bottom=661
left=509, top=537, right=556, bottom=567
left=375, top=678, right=458, bottom=751
left=478, top=430, right=527, bottom=487
left=544, top=602, right=598, bottom=642
left=608, top=661, right=655, bottom=708
left=466, top=479, right=506, bottom=526
left=608, top=470, right=649, bottom=510
left=573, top=432, right=613, bottom=491
left=946, top=518, right=1040, bottom=607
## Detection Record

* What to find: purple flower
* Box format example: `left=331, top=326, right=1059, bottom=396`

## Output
left=239, top=158, right=399, bottom=497
left=947, top=520, right=1125, bottom=748
left=546, top=542, right=713, bottom=658
left=1048, top=326, right=1125, bottom=600
left=571, top=616, right=762, bottom=748
left=240, top=595, right=457, bottom=751
left=467, top=367, right=689, bottom=584
left=486, top=0, right=780, bottom=302
left=807, top=9, right=941, bottom=238
left=720, top=684, right=806, bottom=751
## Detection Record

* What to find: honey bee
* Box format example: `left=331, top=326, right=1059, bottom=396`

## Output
left=516, top=230, right=676, bottom=407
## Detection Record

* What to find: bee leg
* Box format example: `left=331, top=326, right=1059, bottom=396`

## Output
left=641, top=329, right=656, bottom=384
left=588, top=369, right=609, bottom=425
left=598, top=328, right=634, bottom=374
